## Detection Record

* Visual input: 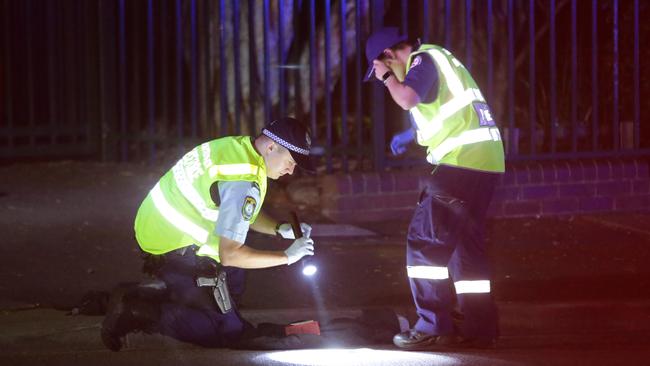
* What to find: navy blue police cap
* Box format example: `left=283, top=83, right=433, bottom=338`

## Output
left=363, top=27, right=408, bottom=82
left=261, top=117, right=315, bottom=172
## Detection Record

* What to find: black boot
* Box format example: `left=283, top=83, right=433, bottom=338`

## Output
left=393, top=329, right=457, bottom=351
left=101, top=285, right=161, bottom=352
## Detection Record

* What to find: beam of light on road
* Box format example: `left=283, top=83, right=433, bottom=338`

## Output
left=302, top=263, right=317, bottom=276
left=261, top=348, right=458, bottom=366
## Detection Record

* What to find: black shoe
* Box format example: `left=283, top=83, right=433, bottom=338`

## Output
left=101, top=286, right=160, bottom=352
left=393, top=329, right=455, bottom=351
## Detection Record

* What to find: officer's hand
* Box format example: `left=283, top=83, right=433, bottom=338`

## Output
left=372, top=59, right=390, bottom=81
left=284, top=237, right=315, bottom=265
left=390, top=129, right=415, bottom=156
left=277, top=222, right=312, bottom=239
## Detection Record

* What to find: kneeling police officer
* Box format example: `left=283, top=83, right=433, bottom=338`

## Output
left=101, top=117, right=316, bottom=351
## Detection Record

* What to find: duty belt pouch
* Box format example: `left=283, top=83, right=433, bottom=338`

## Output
left=196, top=269, right=233, bottom=314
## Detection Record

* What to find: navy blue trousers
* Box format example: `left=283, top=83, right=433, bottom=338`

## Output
left=155, top=247, right=249, bottom=348
left=407, top=165, right=499, bottom=339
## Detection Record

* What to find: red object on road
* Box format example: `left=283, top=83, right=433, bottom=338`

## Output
left=284, top=320, right=321, bottom=336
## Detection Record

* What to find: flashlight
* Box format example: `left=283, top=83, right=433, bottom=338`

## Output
left=290, top=211, right=317, bottom=277
left=302, top=259, right=318, bottom=276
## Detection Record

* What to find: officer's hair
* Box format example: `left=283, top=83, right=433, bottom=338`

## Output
left=256, top=133, right=271, bottom=143
left=380, top=38, right=422, bottom=59
left=255, top=134, right=280, bottom=150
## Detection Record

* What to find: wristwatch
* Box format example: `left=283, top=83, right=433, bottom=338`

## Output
left=382, top=71, right=393, bottom=82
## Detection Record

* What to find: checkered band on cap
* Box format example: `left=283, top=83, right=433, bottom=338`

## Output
left=262, top=129, right=310, bottom=156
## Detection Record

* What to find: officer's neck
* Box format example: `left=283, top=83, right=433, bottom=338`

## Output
left=251, top=136, right=263, bottom=157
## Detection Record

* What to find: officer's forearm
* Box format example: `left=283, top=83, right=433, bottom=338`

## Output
left=249, top=210, right=279, bottom=236
left=219, top=236, right=287, bottom=268
left=384, top=77, right=421, bottom=110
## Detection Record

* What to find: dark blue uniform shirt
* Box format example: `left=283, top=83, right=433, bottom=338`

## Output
left=403, top=48, right=439, bottom=129
left=403, top=49, right=439, bottom=104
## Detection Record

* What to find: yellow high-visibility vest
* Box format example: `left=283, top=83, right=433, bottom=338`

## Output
left=134, top=136, right=267, bottom=262
left=408, top=44, right=505, bottom=173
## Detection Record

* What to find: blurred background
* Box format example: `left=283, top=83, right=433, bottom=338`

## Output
left=2, top=0, right=649, bottom=173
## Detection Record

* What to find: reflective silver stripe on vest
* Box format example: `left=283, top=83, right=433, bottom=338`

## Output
left=406, top=266, right=449, bottom=280
left=427, top=127, right=502, bottom=165
left=171, top=161, right=259, bottom=224
left=411, top=48, right=486, bottom=143
left=454, top=280, right=491, bottom=294
left=201, top=142, right=213, bottom=170
left=150, top=182, right=209, bottom=244
left=412, top=87, right=486, bottom=142
left=208, top=163, right=259, bottom=177
left=429, top=49, right=464, bottom=96
left=173, top=161, right=220, bottom=222
left=197, top=242, right=219, bottom=257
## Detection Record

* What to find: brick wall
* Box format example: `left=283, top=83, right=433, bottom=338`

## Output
left=320, top=158, right=650, bottom=222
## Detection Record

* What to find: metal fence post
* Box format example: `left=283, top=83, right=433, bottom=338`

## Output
left=3, top=0, right=14, bottom=155
left=325, top=0, right=332, bottom=173
left=371, top=0, right=385, bottom=171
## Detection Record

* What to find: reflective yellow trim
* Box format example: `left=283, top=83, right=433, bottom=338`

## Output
left=173, top=162, right=220, bottom=222
left=150, top=182, right=209, bottom=244
left=413, top=88, right=484, bottom=142
left=201, top=142, right=213, bottom=170
left=411, top=107, right=443, bottom=142
left=454, top=280, right=491, bottom=294
left=406, top=266, right=449, bottom=280
left=197, top=243, right=220, bottom=258
left=429, top=49, right=464, bottom=96
left=411, top=48, right=488, bottom=143
left=209, top=163, right=259, bottom=177
left=427, top=127, right=502, bottom=164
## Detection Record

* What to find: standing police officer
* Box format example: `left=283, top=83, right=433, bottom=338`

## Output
left=101, top=117, right=316, bottom=351
left=364, top=28, right=505, bottom=350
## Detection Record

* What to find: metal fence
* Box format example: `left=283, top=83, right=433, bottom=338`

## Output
left=1, top=0, right=648, bottom=171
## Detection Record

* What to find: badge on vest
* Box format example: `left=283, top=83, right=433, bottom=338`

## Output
left=473, top=102, right=496, bottom=127
left=242, top=196, right=257, bottom=221
left=411, top=56, right=422, bottom=68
